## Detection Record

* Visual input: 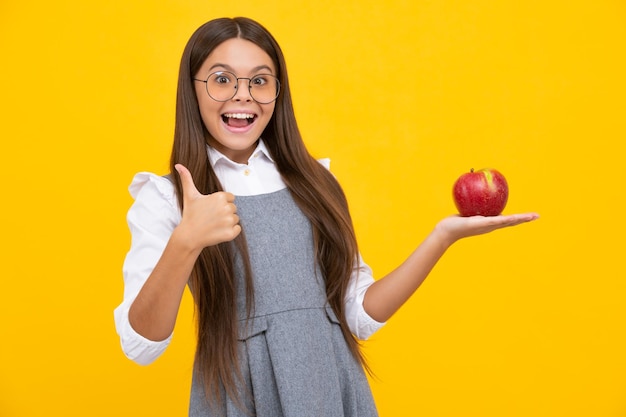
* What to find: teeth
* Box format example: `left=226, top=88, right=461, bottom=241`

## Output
left=224, top=113, right=254, bottom=119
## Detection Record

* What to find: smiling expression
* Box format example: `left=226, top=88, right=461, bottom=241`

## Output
left=194, top=38, right=277, bottom=164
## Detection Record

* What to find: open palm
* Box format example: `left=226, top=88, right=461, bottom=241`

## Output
left=437, top=212, right=540, bottom=243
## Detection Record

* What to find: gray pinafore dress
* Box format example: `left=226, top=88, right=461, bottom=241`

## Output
left=188, top=188, right=378, bottom=416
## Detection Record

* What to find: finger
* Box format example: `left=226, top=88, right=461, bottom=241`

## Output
left=227, top=224, right=242, bottom=242
left=220, top=222, right=242, bottom=243
left=174, top=164, right=201, bottom=200
left=487, top=213, right=539, bottom=231
left=501, top=213, right=540, bottom=224
left=521, top=212, right=540, bottom=221
left=210, top=192, right=237, bottom=210
left=222, top=191, right=236, bottom=204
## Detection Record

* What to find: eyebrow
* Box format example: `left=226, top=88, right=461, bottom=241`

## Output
left=208, top=63, right=275, bottom=74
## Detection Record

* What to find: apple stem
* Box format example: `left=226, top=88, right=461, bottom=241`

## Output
left=470, top=168, right=474, bottom=173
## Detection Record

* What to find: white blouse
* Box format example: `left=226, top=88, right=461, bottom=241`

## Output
left=114, top=140, right=385, bottom=365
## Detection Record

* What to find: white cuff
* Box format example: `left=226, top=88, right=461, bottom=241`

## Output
left=113, top=303, right=172, bottom=365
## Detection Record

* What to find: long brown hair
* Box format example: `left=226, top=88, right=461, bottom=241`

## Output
left=169, top=17, right=366, bottom=406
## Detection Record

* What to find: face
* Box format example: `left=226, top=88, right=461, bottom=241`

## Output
left=194, top=38, right=277, bottom=164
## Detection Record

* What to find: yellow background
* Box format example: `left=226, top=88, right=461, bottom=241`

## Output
left=1, top=0, right=625, bottom=416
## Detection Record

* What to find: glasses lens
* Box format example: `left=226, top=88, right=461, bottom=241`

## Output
left=249, top=74, right=280, bottom=104
left=206, top=72, right=237, bottom=102
left=205, top=72, right=280, bottom=103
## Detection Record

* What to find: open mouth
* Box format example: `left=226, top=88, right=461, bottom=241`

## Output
left=222, top=112, right=256, bottom=128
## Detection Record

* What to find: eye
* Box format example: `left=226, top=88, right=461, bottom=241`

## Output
left=251, top=75, right=269, bottom=86
left=211, top=72, right=234, bottom=85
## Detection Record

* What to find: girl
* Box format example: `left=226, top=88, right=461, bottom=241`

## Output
left=114, top=17, right=538, bottom=417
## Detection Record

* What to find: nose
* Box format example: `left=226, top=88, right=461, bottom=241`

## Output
left=232, top=78, right=253, bottom=102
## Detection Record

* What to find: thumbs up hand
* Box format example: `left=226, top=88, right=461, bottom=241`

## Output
left=174, top=164, right=241, bottom=251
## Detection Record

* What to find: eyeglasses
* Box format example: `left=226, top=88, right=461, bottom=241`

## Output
left=194, top=71, right=280, bottom=104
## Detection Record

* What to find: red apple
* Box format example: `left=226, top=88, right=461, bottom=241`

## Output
left=453, top=168, right=509, bottom=216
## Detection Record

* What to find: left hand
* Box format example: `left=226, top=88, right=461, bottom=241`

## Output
left=436, top=212, right=540, bottom=245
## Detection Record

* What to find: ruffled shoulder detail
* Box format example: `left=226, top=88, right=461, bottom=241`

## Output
left=128, top=172, right=176, bottom=205
left=317, top=158, right=331, bottom=170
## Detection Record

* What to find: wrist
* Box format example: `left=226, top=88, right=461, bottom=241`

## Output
left=432, top=221, right=457, bottom=249
left=170, top=225, right=204, bottom=258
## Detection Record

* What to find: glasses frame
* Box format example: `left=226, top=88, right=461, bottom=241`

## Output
left=194, top=71, right=281, bottom=104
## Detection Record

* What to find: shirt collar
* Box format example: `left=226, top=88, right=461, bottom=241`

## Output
left=206, top=139, right=275, bottom=168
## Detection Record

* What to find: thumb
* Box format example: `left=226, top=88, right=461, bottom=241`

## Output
left=174, top=164, right=202, bottom=200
